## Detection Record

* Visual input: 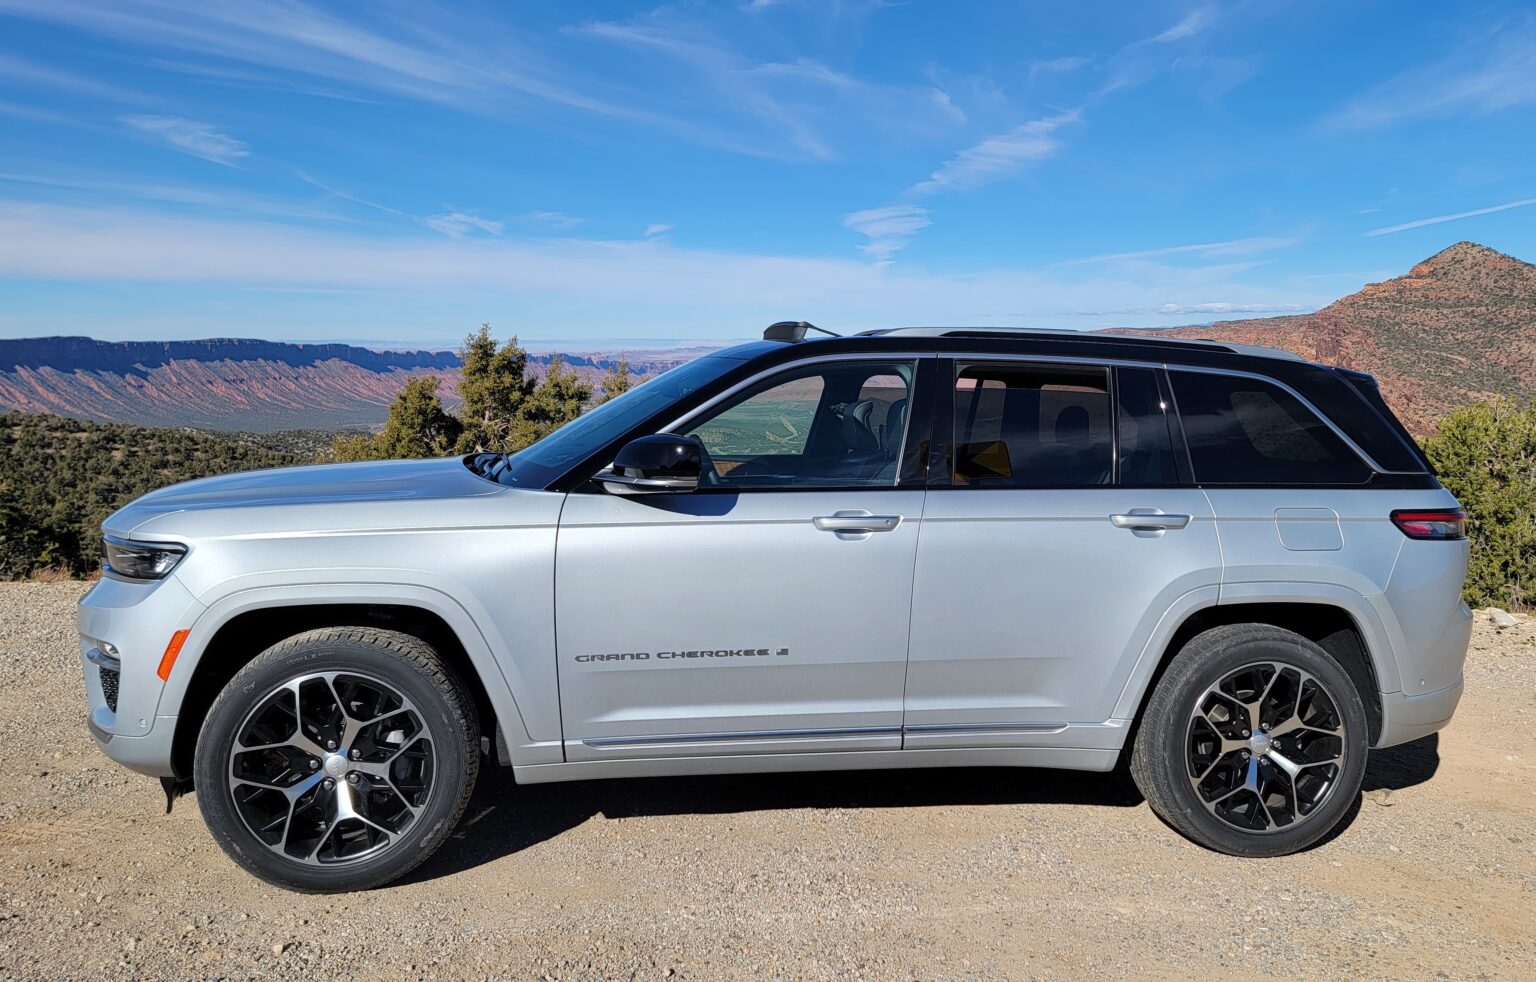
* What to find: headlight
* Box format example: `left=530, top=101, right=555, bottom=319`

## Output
left=103, top=536, right=187, bottom=580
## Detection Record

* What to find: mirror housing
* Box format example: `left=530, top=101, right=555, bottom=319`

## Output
left=595, top=434, right=701, bottom=494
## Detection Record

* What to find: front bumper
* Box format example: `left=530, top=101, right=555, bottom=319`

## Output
left=77, top=574, right=203, bottom=777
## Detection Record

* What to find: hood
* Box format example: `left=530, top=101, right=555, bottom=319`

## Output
left=107, top=456, right=506, bottom=536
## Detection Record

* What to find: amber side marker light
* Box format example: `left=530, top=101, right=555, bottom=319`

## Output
left=157, top=629, right=191, bottom=682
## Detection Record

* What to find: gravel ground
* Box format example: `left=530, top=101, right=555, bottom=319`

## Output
left=1, top=581, right=1532, bottom=980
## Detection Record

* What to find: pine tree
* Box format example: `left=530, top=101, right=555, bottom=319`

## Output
left=330, top=376, right=461, bottom=460
left=518, top=357, right=592, bottom=443
left=454, top=323, right=535, bottom=454
left=597, top=358, right=634, bottom=403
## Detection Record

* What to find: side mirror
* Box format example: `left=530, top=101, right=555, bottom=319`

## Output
left=595, top=434, right=701, bottom=494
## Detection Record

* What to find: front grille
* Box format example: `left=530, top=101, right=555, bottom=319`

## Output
left=100, top=667, right=120, bottom=713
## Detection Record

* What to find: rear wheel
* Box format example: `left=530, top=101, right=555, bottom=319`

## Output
left=194, top=627, right=479, bottom=892
left=1130, top=624, right=1368, bottom=856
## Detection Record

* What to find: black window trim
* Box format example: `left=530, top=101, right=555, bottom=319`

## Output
left=931, top=356, right=1123, bottom=491
left=645, top=352, right=933, bottom=494
left=1165, top=363, right=1387, bottom=484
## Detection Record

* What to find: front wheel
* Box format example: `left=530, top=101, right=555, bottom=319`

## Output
left=1130, top=624, right=1369, bottom=856
left=194, top=627, right=479, bottom=892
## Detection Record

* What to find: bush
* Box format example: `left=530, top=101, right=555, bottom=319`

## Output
left=1421, top=400, right=1536, bottom=609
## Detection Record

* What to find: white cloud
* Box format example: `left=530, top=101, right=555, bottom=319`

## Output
left=1149, top=8, right=1214, bottom=44
left=1060, top=235, right=1302, bottom=265
left=1029, top=56, right=1090, bottom=78
left=910, top=110, right=1080, bottom=196
left=1363, top=197, right=1536, bottom=236
left=0, top=199, right=1327, bottom=332
left=842, top=204, right=931, bottom=265
left=644, top=223, right=674, bottom=237
left=1324, top=20, right=1536, bottom=130
left=425, top=212, right=505, bottom=237
left=120, top=114, right=249, bottom=165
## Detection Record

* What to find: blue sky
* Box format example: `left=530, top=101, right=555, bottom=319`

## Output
left=0, top=1, right=1533, bottom=348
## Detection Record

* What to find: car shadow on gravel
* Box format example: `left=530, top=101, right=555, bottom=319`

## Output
left=403, top=734, right=1442, bottom=884
left=403, top=764, right=1146, bottom=885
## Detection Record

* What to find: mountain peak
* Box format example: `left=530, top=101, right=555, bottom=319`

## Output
left=1409, top=240, right=1530, bottom=278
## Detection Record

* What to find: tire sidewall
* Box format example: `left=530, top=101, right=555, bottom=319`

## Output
left=195, top=638, right=472, bottom=892
left=1152, top=630, right=1370, bottom=856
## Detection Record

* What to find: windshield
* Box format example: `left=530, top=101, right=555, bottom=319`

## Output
left=471, top=354, right=744, bottom=488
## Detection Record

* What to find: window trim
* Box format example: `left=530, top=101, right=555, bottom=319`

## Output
left=654, top=353, right=931, bottom=493
left=1166, top=364, right=1384, bottom=485
left=933, top=358, right=1121, bottom=490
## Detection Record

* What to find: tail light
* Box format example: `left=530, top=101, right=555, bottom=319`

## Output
left=1391, top=509, right=1467, bottom=540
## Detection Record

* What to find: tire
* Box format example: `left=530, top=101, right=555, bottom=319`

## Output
left=1130, top=623, right=1369, bottom=856
left=194, top=627, right=479, bottom=892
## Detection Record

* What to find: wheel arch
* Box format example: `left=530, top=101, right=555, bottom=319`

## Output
left=163, top=584, right=549, bottom=780
left=1116, top=594, right=1391, bottom=751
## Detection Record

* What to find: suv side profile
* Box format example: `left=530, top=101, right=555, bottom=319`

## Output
left=79, top=324, right=1471, bottom=892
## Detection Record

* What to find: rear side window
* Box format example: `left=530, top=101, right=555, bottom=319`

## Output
left=1169, top=371, right=1371, bottom=485
left=952, top=364, right=1112, bottom=486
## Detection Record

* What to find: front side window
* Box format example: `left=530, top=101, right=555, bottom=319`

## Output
left=952, top=364, right=1113, bottom=486
left=682, top=361, right=915, bottom=489
left=1169, top=370, right=1371, bottom=485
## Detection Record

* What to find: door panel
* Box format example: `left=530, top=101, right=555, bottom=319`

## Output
left=556, top=489, right=924, bottom=759
left=904, top=488, right=1220, bottom=745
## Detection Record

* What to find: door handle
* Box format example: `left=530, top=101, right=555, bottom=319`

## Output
left=1110, top=511, right=1191, bottom=531
left=813, top=514, right=902, bottom=533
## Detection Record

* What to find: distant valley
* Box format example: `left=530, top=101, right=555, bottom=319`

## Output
left=0, top=337, right=706, bottom=432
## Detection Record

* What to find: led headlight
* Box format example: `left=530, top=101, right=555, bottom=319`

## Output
left=103, top=536, right=187, bottom=581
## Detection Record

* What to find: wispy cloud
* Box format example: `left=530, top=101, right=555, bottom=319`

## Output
left=1364, top=198, right=1536, bottom=236
left=842, top=204, right=931, bottom=265
left=1149, top=8, right=1215, bottom=44
left=1072, top=301, right=1308, bottom=316
left=1060, top=235, right=1301, bottom=265
left=425, top=211, right=504, bottom=237
left=1324, top=20, right=1536, bottom=130
left=526, top=210, right=582, bottom=229
left=644, top=223, right=674, bottom=237
left=911, top=110, right=1081, bottom=196
left=0, top=52, right=153, bottom=104
left=1029, top=56, right=1090, bottom=79
left=119, top=115, right=249, bottom=165
left=0, top=198, right=1329, bottom=334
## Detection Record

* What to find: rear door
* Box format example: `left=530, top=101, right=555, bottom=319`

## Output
left=903, top=359, right=1223, bottom=748
left=556, top=356, right=931, bottom=761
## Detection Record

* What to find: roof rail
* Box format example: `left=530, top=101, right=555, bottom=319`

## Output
left=851, top=326, right=1321, bottom=360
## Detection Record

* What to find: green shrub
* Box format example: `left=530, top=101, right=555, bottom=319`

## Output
left=1421, top=400, right=1536, bottom=609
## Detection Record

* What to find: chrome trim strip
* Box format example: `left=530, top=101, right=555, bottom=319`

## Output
left=903, top=722, right=1070, bottom=735
left=583, top=725, right=901, bottom=749
left=85, top=647, right=122, bottom=672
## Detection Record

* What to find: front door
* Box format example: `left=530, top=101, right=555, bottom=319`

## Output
left=556, top=357, right=926, bottom=761
left=903, top=361, right=1223, bottom=748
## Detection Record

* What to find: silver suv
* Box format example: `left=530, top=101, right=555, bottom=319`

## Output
left=79, top=324, right=1472, bottom=891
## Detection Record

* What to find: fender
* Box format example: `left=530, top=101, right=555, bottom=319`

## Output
left=1110, top=580, right=1403, bottom=724
left=160, top=569, right=562, bottom=766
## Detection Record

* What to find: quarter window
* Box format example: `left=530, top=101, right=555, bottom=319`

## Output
left=951, top=365, right=1113, bottom=486
left=1169, top=371, right=1371, bottom=485
left=683, top=361, right=915, bottom=489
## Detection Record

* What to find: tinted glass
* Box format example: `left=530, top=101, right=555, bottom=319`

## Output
left=952, top=365, right=1112, bottom=486
left=683, top=361, right=914, bottom=488
left=490, top=353, right=744, bottom=487
left=1116, top=367, right=1179, bottom=486
left=1169, top=371, right=1371, bottom=485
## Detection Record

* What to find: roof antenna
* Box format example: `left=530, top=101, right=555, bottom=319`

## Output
left=763, top=320, right=839, bottom=342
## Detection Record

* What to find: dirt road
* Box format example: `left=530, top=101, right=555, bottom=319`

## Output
left=1, top=582, right=1532, bottom=979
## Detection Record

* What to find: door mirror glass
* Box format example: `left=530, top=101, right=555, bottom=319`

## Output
left=596, top=434, right=702, bottom=494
